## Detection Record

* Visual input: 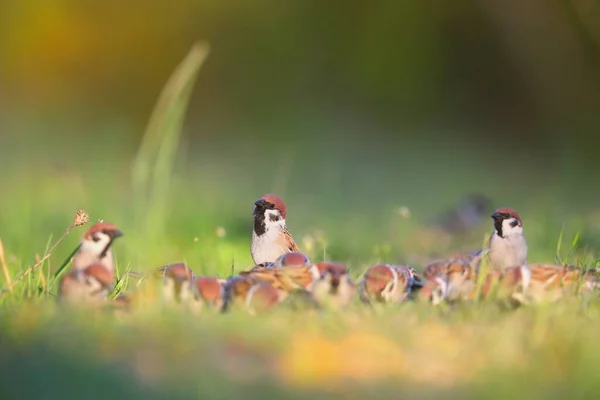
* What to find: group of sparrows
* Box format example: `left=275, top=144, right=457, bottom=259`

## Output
left=57, top=193, right=600, bottom=314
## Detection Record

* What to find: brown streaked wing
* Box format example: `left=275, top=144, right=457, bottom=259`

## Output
left=84, top=264, right=114, bottom=287
left=560, top=265, right=585, bottom=287
left=225, top=275, right=256, bottom=303
left=275, top=267, right=314, bottom=290
left=362, top=265, right=394, bottom=297
left=243, top=269, right=288, bottom=290
left=446, top=258, right=474, bottom=281
left=423, top=260, right=448, bottom=280
left=242, top=265, right=270, bottom=274
left=281, top=229, right=299, bottom=252
left=528, top=264, right=563, bottom=289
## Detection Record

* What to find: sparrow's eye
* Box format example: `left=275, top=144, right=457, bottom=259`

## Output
left=269, top=214, right=281, bottom=222
left=502, top=213, right=511, bottom=219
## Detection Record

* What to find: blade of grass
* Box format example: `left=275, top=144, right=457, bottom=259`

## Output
left=571, top=231, right=581, bottom=249
left=131, top=42, right=210, bottom=238
left=48, top=245, right=81, bottom=287
left=566, top=231, right=581, bottom=266
left=556, top=226, right=564, bottom=264
left=37, top=254, right=47, bottom=293
left=0, top=238, right=13, bottom=292
left=4, top=210, right=88, bottom=295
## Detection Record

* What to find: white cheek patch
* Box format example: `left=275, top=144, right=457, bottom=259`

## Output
left=80, top=233, right=111, bottom=255
left=265, top=209, right=282, bottom=222
left=502, top=218, right=523, bottom=236
left=80, top=240, right=105, bottom=254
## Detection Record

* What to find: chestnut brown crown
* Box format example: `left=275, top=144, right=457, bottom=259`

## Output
left=84, top=222, right=123, bottom=240
left=278, top=252, right=311, bottom=267
left=255, top=193, right=288, bottom=219
left=491, top=207, right=522, bottom=226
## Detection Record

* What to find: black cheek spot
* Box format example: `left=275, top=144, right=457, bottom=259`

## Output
left=510, top=219, right=519, bottom=228
left=269, top=214, right=281, bottom=222
left=92, top=235, right=101, bottom=243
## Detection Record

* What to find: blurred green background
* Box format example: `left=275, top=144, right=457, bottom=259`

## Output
left=2, top=2, right=600, bottom=399
left=1, top=0, right=600, bottom=268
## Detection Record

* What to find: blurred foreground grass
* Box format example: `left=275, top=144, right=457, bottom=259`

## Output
left=2, top=298, right=600, bottom=399
left=2, top=46, right=600, bottom=399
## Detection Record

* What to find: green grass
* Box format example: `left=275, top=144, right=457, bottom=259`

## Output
left=2, top=46, right=600, bottom=399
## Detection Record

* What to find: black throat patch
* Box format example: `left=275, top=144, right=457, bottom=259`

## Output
left=494, top=219, right=504, bottom=238
left=99, top=240, right=113, bottom=259
left=253, top=207, right=267, bottom=236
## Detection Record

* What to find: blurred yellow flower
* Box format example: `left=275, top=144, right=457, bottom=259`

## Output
left=395, top=206, right=411, bottom=218
left=279, top=331, right=404, bottom=388
left=215, top=227, right=227, bottom=238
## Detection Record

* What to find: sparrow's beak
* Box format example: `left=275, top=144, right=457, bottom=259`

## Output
left=109, top=229, right=124, bottom=239
left=491, top=211, right=502, bottom=221
left=254, top=199, right=267, bottom=207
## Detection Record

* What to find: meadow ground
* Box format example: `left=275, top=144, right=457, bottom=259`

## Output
left=2, top=50, right=600, bottom=399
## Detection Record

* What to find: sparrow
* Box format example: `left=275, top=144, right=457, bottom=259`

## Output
left=72, top=222, right=123, bottom=272
left=359, top=264, right=422, bottom=304
left=421, top=251, right=485, bottom=304
left=191, top=276, right=226, bottom=312
left=58, top=222, right=123, bottom=306
left=155, top=263, right=195, bottom=305
left=58, top=263, right=114, bottom=307
left=311, top=262, right=357, bottom=309
left=419, top=207, right=525, bottom=304
left=487, top=208, right=528, bottom=271
left=240, top=263, right=317, bottom=293
left=230, top=259, right=322, bottom=312
left=222, top=275, right=282, bottom=313
left=272, top=250, right=322, bottom=285
left=488, top=264, right=598, bottom=306
left=417, top=276, right=448, bottom=305
left=251, top=194, right=299, bottom=265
